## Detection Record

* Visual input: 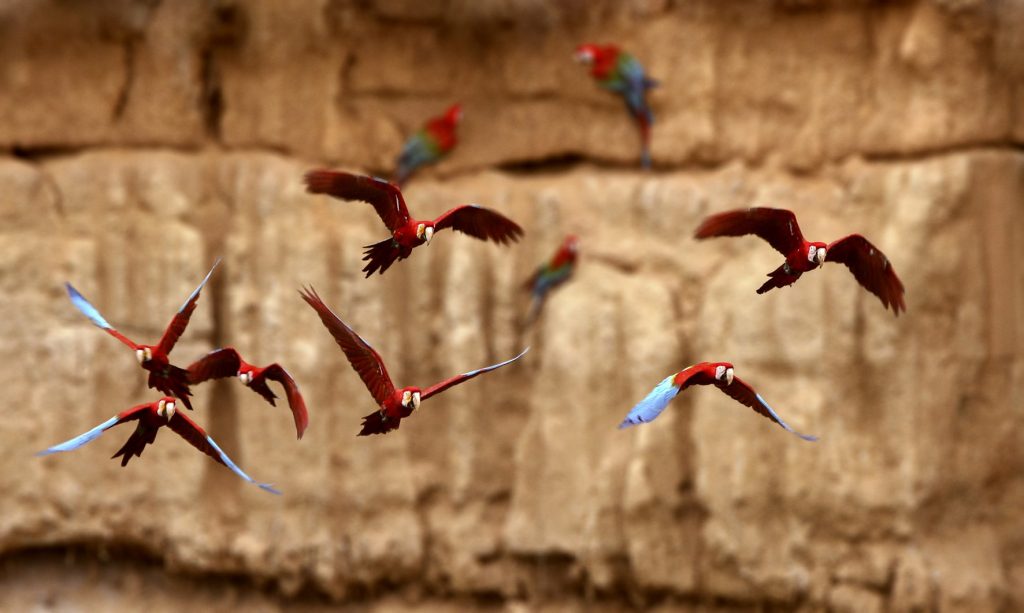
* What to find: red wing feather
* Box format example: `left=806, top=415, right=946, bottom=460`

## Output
left=187, top=348, right=243, bottom=384
left=421, top=348, right=528, bottom=401
left=300, top=287, right=396, bottom=405
left=715, top=376, right=817, bottom=441
left=166, top=411, right=225, bottom=467
left=826, top=234, right=906, bottom=315
left=694, top=207, right=804, bottom=256
left=433, top=205, right=524, bottom=245
left=263, top=364, right=309, bottom=439
left=304, top=169, right=409, bottom=232
left=156, top=261, right=219, bottom=355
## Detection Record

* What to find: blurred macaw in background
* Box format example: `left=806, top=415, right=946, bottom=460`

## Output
left=305, top=170, right=523, bottom=277
left=37, top=397, right=280, bottom=493
left=64, top=260, right=220, bottom=410
left=574, top=43, right=658, bottom=168
left=300, top=287, right=528, bottom=436
left=619, top=362, right=817, bottom=441
left=523, top=234, right=579, bottom=324
left=393, top=103, right=462, bottom=187
left=695, top=207, right=906, bottom=315
left=188, top=348, right=309, bottom=439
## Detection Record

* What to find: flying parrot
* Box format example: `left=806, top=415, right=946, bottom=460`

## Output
left=574, top=43, right=658, bottom=168
left=64, top=260, right=220, bottom=410
left=694, top=207, right=906, bottom=315
left=304, top=170, right=523, bottom=277
left=619, top=362, right=817, bottom=441
left=187, top=347, right=309, bottom=439
left=393, top=103, right=462, bottom=187
left=37, top=397, right=280, bottom=493
left=523, top=234, right=579, bottom=323
left=300, top=287, right=528, bottom=436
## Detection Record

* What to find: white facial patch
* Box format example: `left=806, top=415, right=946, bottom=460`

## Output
left=136, top=349, right=145, bottom=364
left=715, top=365, right=726, bottom=380
left=807, top=245, right=817, bottom=262
left=416, top=223, right=425, bottom=240
left=402, top=390, right=412, bottom=407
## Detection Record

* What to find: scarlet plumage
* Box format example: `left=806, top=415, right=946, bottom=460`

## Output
left=64, top=261, right=221, bottom=409
left=695, top=207, right=906, bottom=315
left=37, top=397, right=279, bottom=493
left=187, top=347, right=309, bottom=439
left=300, top=287, right=528, bottom=435
left=304, top=169, right=523, bottom=277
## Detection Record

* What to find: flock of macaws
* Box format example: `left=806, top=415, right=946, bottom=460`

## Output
left=37, top=45, right=906, bottom=495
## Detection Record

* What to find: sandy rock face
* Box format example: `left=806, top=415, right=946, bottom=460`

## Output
left=1, top=0, right=1023, bottom=611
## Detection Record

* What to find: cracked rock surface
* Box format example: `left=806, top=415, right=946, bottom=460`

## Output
left=1, top=1, right=1023, bottom=611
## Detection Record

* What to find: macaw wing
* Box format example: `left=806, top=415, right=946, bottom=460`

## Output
left=421, top=348, right=529, bottom=400
left=37, top=403, right=148, bottom=455
left=715, top=377, right=818, bottom=441
left=187, top=347, right=243, bottom=384
left=433, top=205, right=524, bottom=245
left=304, top=169, right=409, bottom=232
left=65, top=283, right=138, bottom=349
left=300, top=287, right=396, bottom=405
left=262, top=363, right=309, bottom=439
left=826, top=234, right=906, bottom=315
left=157, top=260, right=220, bottom=356
left=694, top=207, right=805, bottom=256
left=618, top=373, right=690, bottom=429
left=167, top=411, right=280, bottom=494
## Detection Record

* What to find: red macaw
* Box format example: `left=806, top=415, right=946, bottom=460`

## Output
left=187, top=348, right=309, bottom=439
left=574, top=43, right=659, bottom=168
left=304, top=170, right=523, bottom=277
left=300, top=287, right=528, bottom=435
left=523, top=234, right=579, bottom=323
left=619, top=362, right=817, bottom=440
left=37, top=397, right=280, bottom=493
left=64, top=261, right=220, bottom=410
left=694, top=207, right=906, bottom=315
left=393, top=103, right=462, bottom=187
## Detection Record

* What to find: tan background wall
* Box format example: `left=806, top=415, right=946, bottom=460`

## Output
left=1, top=1, right=1023, bottom=611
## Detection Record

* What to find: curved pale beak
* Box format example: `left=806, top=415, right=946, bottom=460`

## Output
left=402, top=390, right=412, bottom=408
left=135, top=349, right=146, bottom=364
left=424, top=226, right=434, bottom=244
left=238, top=371, right=252, bottom=386
left=725, top=368, right=734, bottom=386
left=157, top=399, right=176, bottom=421
left=816, top=249, right=826, bottom=265
left=412, top=392, right=421, bottom=410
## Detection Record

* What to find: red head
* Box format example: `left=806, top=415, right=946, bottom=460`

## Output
left=807, top=242, right=828, bottom=266
left=399, top=387, right=422, bottom=413
left=561, top=235, right=580, bottom=259
left=710, top=362, right=735, bottom=386
left=441, top=103, right=463, bottom=126
left=574, top=43, right=618, bottom=64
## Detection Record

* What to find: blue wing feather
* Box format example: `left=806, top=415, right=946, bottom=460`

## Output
left=460, top=347, right=529, bottom=378
left=37, top=416, right=120, bottom=455
left=178, top=259, right=221, bottom=313
left=205, top=435, right=281, bottom=494
left=65, top=283, right=114, bottom=330
left=755, top=393, right=818, bottom=441
left=618, top=376, right=681, bottom=429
